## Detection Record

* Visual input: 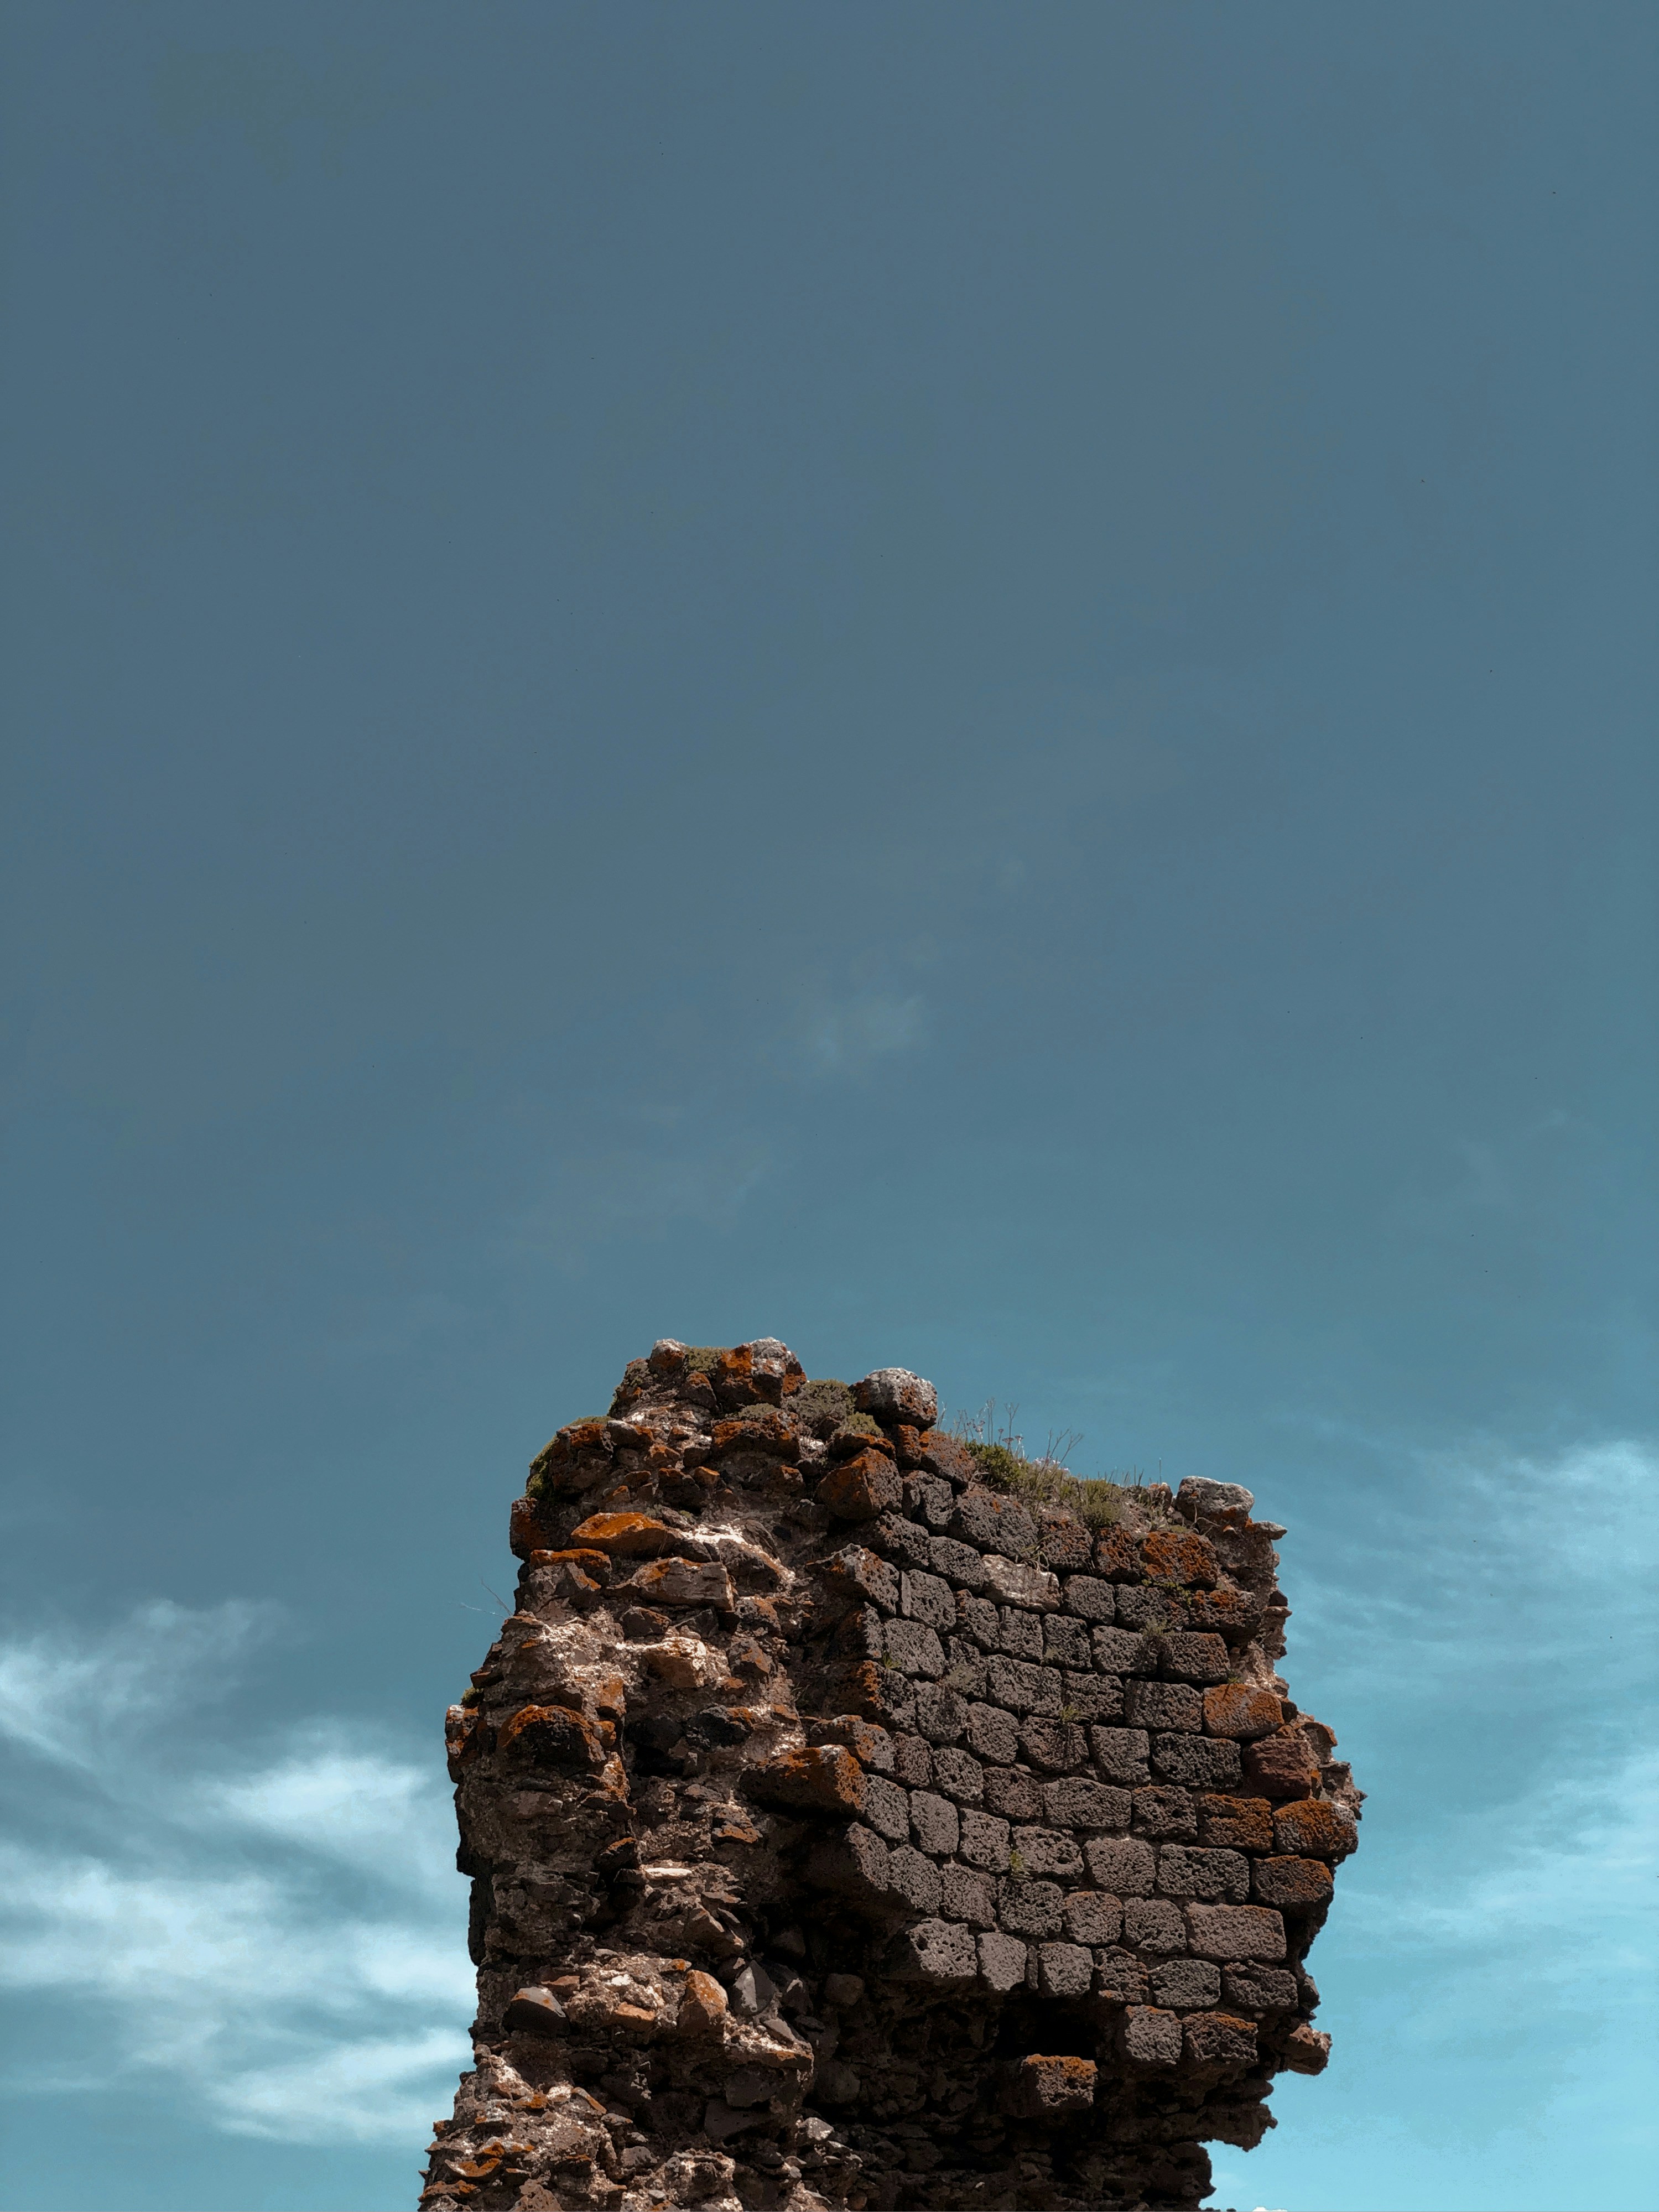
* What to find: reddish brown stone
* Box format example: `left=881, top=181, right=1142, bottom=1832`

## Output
left=1241, top=1724, right=1323, bottom=1799
left=1273, top=1797, right=1359, bottom=1859
left=1183, top=2012, right=1258, bottom=2070
left=1203, top=1685, right=1285, bottom=1740
left=747, top=1745, right=865, bottom=1817
left=1142, top=1529, right=1218, bottom=1587
left=1094, top=1527, right=1145, bottom=1581
left=1251, top=1855, right=1334, bottom=1908
left=1185, top=1584, right=1266, bottom=1637
left=1002, top=2054, right=1098, bottom=2116
left=1282, top=2023, right=1333, bottom=2074
left=675, top=1970, right=729, bottom=2036
left=497, top=1703, right=609, bottom=1770
left=1196, top=1794, right=1275, bottom=1851
left=818, top=1451, right=904, bottom=1521
left=568, top=1512, right=678, bottom=1556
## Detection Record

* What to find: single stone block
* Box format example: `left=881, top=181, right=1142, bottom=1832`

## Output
left=959, top=1808, right=1013, bottom=1871
left=1096, top=1946, right=1150, bottom=2005
left=1186, top=1903, right=1287, bottom=1961
left=1083, top=1836, right=1154, bottom=1897
left=1197, top=1793, right=1274, bottom=1851
left=913, top=1680, right=969, bottom=1745
left=829, top=1659, right=915, bottom=1730
left=860, top=1772, right=912, bottom=1842
left=982, top=1555, right=1062, bottom=1610
left=865, top=1511, right=932, bottom=1568
left=911, top=1789, right=961, bottom=1856
left=625, top=1557, right=736, bottom=1611
left=1092, top=1626, right=1154, bottom=1675
left=504, top=1985, right=566, bottom=2036
left=903, top=1475, right=955, bottom=1530
left=1126, top=1680, right=1203, bottom=1731
left=1122, top=2006, right=1182, bottom=2067
left=1186, top=1584, right=1267, bottom=1637
left=806, top=1715, right=894, bottom=1772
left=1114, top=1585, right=1184, bottom=1631
left=996, top=1875, right=1064, bottom=1938
left=943, top=1640, right=989, bottom=1700
left=747, top=1745, right=865, bottom=1817
left=1142, top=1528, right=1219, bottom=1586
left=1156, top=1845, right=1250, bottom=1902
left=1223, top=1965, right=1298, bottom=2013
left=891, top=1730, right=934, bottom=1786
left=1150, top=1958, right=1221, bottom=2009
left=834, top=1605, right=885, bottom=1662
left=1063, top=1574, right=1115, bottom=1622
left=965, top=1702, right=1020, bottom=1763
left=886, top=1844, right=944, bottom=1916
left=950, top=1489, right=1038, bottom=1557
left=928, top=1743, right=985, bottom=1805
left=1282, top=2023, right=1333, bottom=2074
left=1158, top=1632, right=1231, bottom=1685
left=855, top=1368, right=938, bottom=1429
left=1063, top=1890, right=1122, bottom=1946
left=982, top=1767, right=1043, bottom=1821
left=985, top=1654, right=1060, bottom=1715
left=1241, top=1724, right=1323, bottom=1800
left=1011, top=1824, right=1083, bottom=1880
left=1183, top=2011, right=1258, bottom=2070
left=818, top=1450, right=904, bottom=1522
left=1131, top=1786, right=1198, bottom=1840
left=1059, top=1669, right=1124, bottom=1722
left=1272, top=1798, right=1358, bottom=1858
left=929, top=1536, right=988, bottom=1589
left=1042, top=1614, right=1093, bottom=1669
left=1152, top=1734, right=1242, bottom=1789
left=886, top=1916, right=977, bottom=1984
left=1203, top=1684, right=1284, bottom=1740
left=1089, top=1726, right=1152, bottom=1785
left=997, top=1607, right=1045, bottom=1661
left=1094, top=1527, right=1143, bottom=1581
left=820, top=1546, right=901, bottom=1615
left=978, top=1929, right=1029, bottom=1991
left=569, top=1511, right=680, bottom=1556
left=956, top=1592, right=1001, bottom=1648
left=1042, top=1777, right=1130, bottom=1831
left=1122, top=1898, right=1187, bottom=1953
left=1035, top=1940, right=1095, bottom=1998
left=1018, top=1717, right=1089, bottom=1772
left=1174, top=1476, right=1255, bottom=1527
left=821, top=1972, right=865, bottom=2009
left=901, top=1569, right=957, bottom=1629
left=884, top=1618, right=947, bottom=1679
left=1002, top=2053, right=1097, bottom=2116
left=1035, top=1510, right=1093, bottom=1574
left=941, top=1861, right=997, bottom=1926
left=675, top=1970, right=730, bottom=2034
left=1252, top=1855, right=1334, bottom=1908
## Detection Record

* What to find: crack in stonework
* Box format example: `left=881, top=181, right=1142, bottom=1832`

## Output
left=422, top=1341, right=1360, bottom=2212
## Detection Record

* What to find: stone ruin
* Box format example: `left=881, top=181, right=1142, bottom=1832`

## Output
left=420, top=1340, right=1361, bottom=2212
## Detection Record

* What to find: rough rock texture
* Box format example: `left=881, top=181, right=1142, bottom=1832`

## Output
left=420, top=1341, right=1361, bottom=2212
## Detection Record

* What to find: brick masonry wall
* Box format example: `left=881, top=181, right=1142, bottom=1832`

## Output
left=420, top=1341, right=1361, bottom=2212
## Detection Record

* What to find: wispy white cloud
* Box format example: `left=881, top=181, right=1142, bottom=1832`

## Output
left=0, top=1603, right=472, bottom=2148
left=784, top=988, right=928, bottom=1075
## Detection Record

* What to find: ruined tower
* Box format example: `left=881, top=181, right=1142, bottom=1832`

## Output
left=420, top=1340, right=1360, bottom=2211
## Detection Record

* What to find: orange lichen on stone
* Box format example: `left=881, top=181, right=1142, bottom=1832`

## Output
left=1142, top=1528, right=1219, bottom=1587
left=748, top=1744, right=866, bottom=1816
left=567, top=1512, right=678, bottom=1555
left=1203, top=1684, right=1284, bottom=1740
left=817, top=1451, right=903, bottom=1521
left=1273, top=1796, right=1358, bottom=1858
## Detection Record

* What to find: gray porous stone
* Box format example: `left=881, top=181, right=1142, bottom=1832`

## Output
left=424, top=1337, right=1362, bottom=2212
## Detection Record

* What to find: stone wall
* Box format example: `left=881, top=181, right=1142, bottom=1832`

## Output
left=420, top=1340, right=1361, bottom=2212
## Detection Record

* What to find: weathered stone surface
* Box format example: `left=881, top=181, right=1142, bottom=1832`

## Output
left=424, top=1338, right=1362, bottom=2212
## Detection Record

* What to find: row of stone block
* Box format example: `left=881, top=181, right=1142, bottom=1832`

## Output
left=883, top=1891, right=1295, bottom=1994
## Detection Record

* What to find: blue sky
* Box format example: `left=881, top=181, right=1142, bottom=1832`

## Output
left=1, top=6, right=1654, bottom=2209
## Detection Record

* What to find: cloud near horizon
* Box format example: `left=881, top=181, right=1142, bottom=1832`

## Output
left=0, top=1602, right=473, bottom=2148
